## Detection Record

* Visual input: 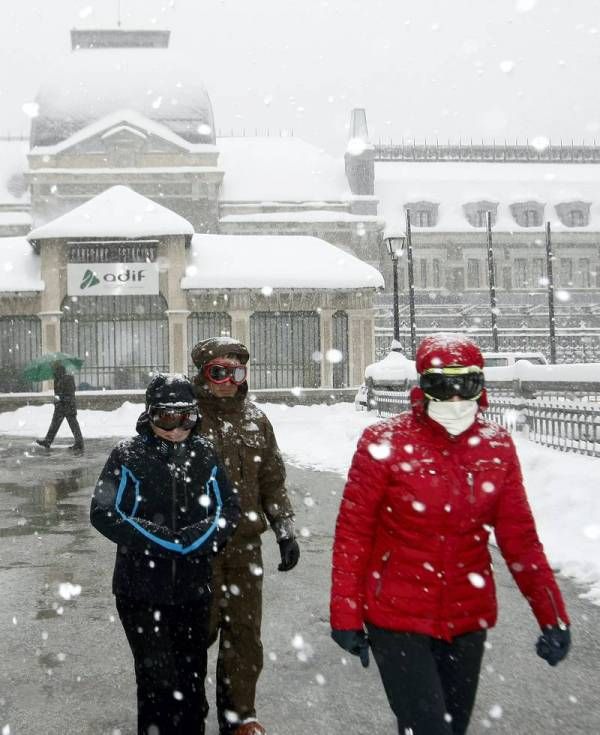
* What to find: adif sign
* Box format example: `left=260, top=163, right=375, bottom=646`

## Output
left=67, top=263, right=159, bottom=295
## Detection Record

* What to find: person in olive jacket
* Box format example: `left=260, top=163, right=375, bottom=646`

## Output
left=91, top=373, right=240, bottom=735
left=190, top=337, right=299, bottom=735
left=330, top=334, right=571, bottom=735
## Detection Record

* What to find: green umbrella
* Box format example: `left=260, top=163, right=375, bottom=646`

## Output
left=22, top=352, right=84, bottom=382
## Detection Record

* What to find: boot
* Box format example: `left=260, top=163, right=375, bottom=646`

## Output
left=234, top=720, right=266, bottom=735
left=35, top=439, right=51, bottom=448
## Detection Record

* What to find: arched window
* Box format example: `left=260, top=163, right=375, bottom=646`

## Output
left=404, top=202, right=439, bottom=227
left=510, top=201, right=544, bottom=227
left=555, top=202, right=590, bottom=227
left=463, top=201, right=498, bottom=228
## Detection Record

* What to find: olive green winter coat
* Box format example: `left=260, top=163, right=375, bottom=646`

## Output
left=190, top=337, right=295, bottom=552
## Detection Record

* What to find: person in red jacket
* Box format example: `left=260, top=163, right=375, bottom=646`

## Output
left=330, top=334, right=571, bottom=735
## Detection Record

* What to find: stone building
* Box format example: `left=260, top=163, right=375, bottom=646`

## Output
left=0, top=27, right=384, bottom=392
left=345, top=117, right=600, bottom=361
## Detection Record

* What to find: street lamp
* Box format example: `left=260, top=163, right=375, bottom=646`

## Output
left=384, top=231, right=405, bottom=346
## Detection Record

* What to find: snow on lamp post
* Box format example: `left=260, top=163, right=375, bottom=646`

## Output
left=384, top=230, right=407, bottom=351
left=545, top=221, right=557, bottom=364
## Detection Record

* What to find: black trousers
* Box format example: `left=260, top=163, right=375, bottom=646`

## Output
left=117, top=597, right=210, bottom=735
left=366, top=624, right=486, bottom=735
left=44, top=404, right=84, bottom=448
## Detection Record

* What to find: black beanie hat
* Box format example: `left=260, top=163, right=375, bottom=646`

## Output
left=145, top=373, right=197, bottom=410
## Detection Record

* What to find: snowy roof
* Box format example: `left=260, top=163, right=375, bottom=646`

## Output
left=0, top=211, right=31, bottom=226
left=29, top=109, right=219, bottom=156
left=221, top=210, right=383, bottom=224
left=31, top=47, right=215, bottom=147
left=376, top=160, right=600, bottom=232
left=181, top=234, right=384, bottom=290
left=27, top=186, right=194, bottom=241
left=0, top=140, right=30, bottom=205
left=217, top=137, right=350, bottom=201
left=0, top=237, right=44, bottom=292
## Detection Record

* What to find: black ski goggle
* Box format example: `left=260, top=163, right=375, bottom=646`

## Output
left=149, top=406, right=198, bottom=430
left=420, top=366, right=485, bottom=402
left=203, top=363, right=247, bottom=385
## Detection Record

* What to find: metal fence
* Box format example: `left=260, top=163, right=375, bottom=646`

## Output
left=250, top=311, right=320, bottom=389
left=0, top=316, right=42, bottom=391
left=61, top=295, right=169, bottom=389
left=187, top=312, right=232, bottom=375
left=373, top=388, right=600, bottom=458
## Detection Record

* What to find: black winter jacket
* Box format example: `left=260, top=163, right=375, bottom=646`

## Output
left=90, top=414, right=240, bottom=604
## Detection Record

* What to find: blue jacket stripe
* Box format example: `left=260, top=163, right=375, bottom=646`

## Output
left=180, top=465, right=223, bottom=555
left=115, top=465, right=185, bottom=554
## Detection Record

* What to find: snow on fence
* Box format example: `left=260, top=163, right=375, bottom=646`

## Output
left=374, top=389, right=600, bottom=459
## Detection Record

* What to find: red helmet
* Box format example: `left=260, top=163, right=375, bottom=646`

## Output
left=415, top=334, right=484, bottom=374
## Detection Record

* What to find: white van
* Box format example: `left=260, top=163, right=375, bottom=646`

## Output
left=482, top=351, right=548, bottom=368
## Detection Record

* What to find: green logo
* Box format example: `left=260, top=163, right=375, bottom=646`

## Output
left=80, top=269, right=100, bottom=289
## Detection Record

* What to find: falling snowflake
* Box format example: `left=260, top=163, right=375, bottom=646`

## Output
left=368, top=441, right=391, bottom=460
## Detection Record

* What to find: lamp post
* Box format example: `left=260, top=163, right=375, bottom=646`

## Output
left=405, top=209, right=417, bottom=358
left=545, top=221, right=557, bottom=364
left=486, top=211, right=499, bottom=352
left=384, top=231, right=405, bottom=346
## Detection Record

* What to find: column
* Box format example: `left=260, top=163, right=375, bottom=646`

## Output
left=228, top=309, right=251, bottom=347
left=347, top=310, right=375, bottom=387
left=166, top=310, right=191, bottom=374
left=319, top=308, right=335, bottom=388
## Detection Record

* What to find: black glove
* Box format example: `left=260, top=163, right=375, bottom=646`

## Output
left=277, top=538, right=300, bottom=572
left=536, top=625, right=571, bottom=666
left=331, top=628, right=369, bottom=668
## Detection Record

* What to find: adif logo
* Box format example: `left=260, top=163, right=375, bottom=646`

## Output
left=79, top=268, right=147, bottom=290
left=80, top=269, right=100, bottom=289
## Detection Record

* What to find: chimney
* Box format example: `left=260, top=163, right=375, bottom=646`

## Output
left=345, top=108, right=375, bottom=196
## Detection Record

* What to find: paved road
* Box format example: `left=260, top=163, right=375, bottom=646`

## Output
left=0, top=435, right=598, bottom=734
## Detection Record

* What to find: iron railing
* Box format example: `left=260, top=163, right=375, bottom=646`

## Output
left=250, top=311, right=321, bottom=389
left=373, top=389, right=600, bottom=458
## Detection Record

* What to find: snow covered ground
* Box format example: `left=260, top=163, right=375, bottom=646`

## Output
left=1, top=400, right=598, bottom=606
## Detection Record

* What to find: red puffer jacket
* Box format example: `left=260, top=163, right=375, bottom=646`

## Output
left=330, top=390, right=570, bottom=641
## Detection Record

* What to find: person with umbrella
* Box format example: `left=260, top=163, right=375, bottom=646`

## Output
left=34, top=357, right=84, bottom=452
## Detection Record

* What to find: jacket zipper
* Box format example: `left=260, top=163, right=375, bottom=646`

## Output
left=466, top=471, right=474, bottom=501
left=375, top=551, right=392, bottom=598
left=172, top=469, right=177, bottom=588
left=544, top=586, right=567, bottom=629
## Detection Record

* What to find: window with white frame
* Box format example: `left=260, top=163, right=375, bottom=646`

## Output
left=555, top=201, right=591, bottom=228
left=463, top=201, right=498, bottom=228
left=467, top=259, right=480, bottom=288
left=510, top=201, right=544, bottom=228
left=514, top=258, right=528, bottom=288
left=404, top=202, right=439, bottom=228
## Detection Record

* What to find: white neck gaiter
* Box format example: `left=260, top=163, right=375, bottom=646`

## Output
left=427, top=400, right=478, bottom=436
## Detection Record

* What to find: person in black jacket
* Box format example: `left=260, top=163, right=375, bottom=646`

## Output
left=36, top=361, right=84, bottom=451
left=90, top=373, right=241, bottom=735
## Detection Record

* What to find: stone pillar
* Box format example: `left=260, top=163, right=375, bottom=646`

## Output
left=229, top=309, right=251, bottom=347
left=319, top=308, right=335, bottom=388
left=166, top=310, right=191, bottom=374
left=37, top=310, right=63, bottom=391
left=347, top=309, right=375, bottom=386
left=38, top=311, right=63, bottom=353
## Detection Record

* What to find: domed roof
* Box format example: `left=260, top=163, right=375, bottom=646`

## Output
left=31, top=47, right=216, bottom=148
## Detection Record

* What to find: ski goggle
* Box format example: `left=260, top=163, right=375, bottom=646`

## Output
left=149, top=406, right=198, bottom=430
left=420, top=365, right=485, bottom=402
left=203, top=363, right=247, bottom=385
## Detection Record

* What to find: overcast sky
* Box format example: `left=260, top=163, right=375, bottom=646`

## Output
left=1, top=0, right=600, bottom=153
